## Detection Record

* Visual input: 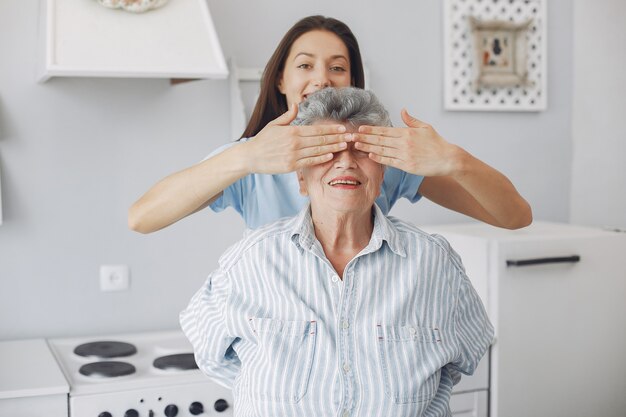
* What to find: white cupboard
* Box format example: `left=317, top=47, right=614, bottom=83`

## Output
left=423, top=222, right=626, bottom=417
left=37, top=0, right=228, bottom=82
left=0, top=339, right=68, bottom=417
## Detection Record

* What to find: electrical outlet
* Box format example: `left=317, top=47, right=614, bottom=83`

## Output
left=100, top=265, right=130, bottom=292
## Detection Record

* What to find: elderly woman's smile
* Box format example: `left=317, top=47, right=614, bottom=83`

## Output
left=328, top=176, right=361, bottom=188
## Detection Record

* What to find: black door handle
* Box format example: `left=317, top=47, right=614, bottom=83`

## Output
left=506, top=255, right=581, bottom=267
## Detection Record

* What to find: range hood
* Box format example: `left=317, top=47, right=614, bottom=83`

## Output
left=37, top=0, right=228, bottom=82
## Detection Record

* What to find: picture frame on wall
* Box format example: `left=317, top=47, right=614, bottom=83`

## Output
left=443, top=0, right=547, bottom=111
left=469, top=17, right=533, bottom=89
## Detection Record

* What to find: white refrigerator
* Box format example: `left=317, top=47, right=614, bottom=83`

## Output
left=422, top=221, right=626, bottom=417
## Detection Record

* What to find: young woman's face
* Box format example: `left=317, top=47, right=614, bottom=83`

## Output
left=278, top=30, right=352, bottom=109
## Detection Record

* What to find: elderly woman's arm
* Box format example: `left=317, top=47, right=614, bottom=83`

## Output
left=180, top=270, right=240, bottom=389
left=353, top=110, right=532, bottom=229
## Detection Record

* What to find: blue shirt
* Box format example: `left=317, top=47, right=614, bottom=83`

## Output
left=207, top=139, right=424, bottom=229
left=180, top=204, right=494, bottom=417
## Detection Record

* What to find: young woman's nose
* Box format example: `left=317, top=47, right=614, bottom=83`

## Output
left=311, top=68, right=331, bottom=88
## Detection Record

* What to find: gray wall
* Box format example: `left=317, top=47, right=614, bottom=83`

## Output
left=0, top=0, right=573, bottom=339
left=570, top=0, right=626, bottom=230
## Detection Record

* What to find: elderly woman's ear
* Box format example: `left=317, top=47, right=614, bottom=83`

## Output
left=297, top=170, right=309, bottom=196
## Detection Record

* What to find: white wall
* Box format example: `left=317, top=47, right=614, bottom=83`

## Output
left=0, top=0, right=573, bottom=339
left=570, top=0, right=626, bottom=230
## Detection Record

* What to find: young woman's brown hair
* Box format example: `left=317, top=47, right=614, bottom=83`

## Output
left=241, top=15, right=365, bottom=139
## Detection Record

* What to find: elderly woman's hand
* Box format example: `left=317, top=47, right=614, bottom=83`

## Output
left=352, top=109, right=466, bottom=177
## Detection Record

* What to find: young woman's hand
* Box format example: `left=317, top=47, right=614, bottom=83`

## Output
left=352, top=109, right=465, bottom=177
left=354, top=109, right=532, bottom=229
left=243, top=103, right=349, bottom=174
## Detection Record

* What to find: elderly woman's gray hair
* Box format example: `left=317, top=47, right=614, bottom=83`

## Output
left=292, top=87, right=392, bottom=128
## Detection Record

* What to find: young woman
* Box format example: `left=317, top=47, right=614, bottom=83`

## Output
left=128, top=15, right=531, bottom=232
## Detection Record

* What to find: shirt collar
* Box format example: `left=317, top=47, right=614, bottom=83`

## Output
left=290, top=203, right=407, bottom=258
left=290, top=205, right=317, bottom=252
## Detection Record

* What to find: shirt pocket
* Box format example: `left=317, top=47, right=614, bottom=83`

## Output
left=376, top=323, right=442, bottom=404
left=249, top=318, right=317, bottom=403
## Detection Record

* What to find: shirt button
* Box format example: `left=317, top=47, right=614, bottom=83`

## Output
left=342, top=321, right=350, bottom=329
left=409, top=327, right=417, bottom=335
left=331, top=274, right=340, bottom=283
left=343, top=362, right=350, bottom=372
left=342, top=410, right=350, bottom=417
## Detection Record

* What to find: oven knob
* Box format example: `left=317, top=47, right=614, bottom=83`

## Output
left=214, top=399, right=230, bottom=412
left=164, top=404, right=179, bottom=417
left=99, top=413, right=113, bottom=417
left=124, top=410, right=139, bottom=417
left=189, top=402, right=204, bottom=415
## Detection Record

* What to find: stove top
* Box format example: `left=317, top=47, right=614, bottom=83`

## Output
left=49, top=331, right=203, bottom=394
left=78, top=361, right=136, bottom=378
left=74, top=341, right=137, bottom=359
left=153, top=354, right=198, bottom=371
left=47, top=330, right=233, bottom=417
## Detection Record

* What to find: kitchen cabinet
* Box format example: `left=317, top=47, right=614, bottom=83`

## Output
left=450, top=353, right=489, bottom=417
left=450, top=390, right=488, bottom=417
left=37, top=0, right=228, bottom=82
left=0, top=339, right=69, bottom=417
left=422, top=222, right=626, bottom=417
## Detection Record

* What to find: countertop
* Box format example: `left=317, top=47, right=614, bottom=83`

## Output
left=0, top=339, right=68, bottom=399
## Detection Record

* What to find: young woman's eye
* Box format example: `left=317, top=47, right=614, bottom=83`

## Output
left=331, top=66, right=347, bottom=72
left=297, top=63, right=312, bottom=69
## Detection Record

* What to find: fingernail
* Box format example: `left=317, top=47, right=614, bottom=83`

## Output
left=338, top=125, right=346, bottom=132
left=344, top=133, right=353, bottom=140
left=339, top=142, right=347, bottom=148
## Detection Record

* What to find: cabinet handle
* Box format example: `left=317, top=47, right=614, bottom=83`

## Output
left=506, top=255, right=581, bottom=267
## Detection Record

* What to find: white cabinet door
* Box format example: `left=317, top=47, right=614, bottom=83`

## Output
left=450, top=390, right=488, bottom=417
left=453, top=351, right=489, bottom=393
left=0, top=395, right=68, bottom=417
left=423, top=223, right=626, bottom=417
left=491, top=233, right=626, bottom=417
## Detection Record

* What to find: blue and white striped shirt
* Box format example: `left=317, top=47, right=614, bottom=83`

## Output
left=180, top=204, right=494, bottom=417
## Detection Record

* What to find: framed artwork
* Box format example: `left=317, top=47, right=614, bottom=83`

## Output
left=443, top=0, right=547, bottom=111
left=469, top=17, right=532, bottom=88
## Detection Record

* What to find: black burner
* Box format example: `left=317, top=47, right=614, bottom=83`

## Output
left=79, top=361, right=136, bottom=378
left=74, top=341, right=137, bottom=359
left=153, top=353, right=199, bottom=371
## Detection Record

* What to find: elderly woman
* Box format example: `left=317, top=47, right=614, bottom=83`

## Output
left=180, top=87, right=493, bottom=417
